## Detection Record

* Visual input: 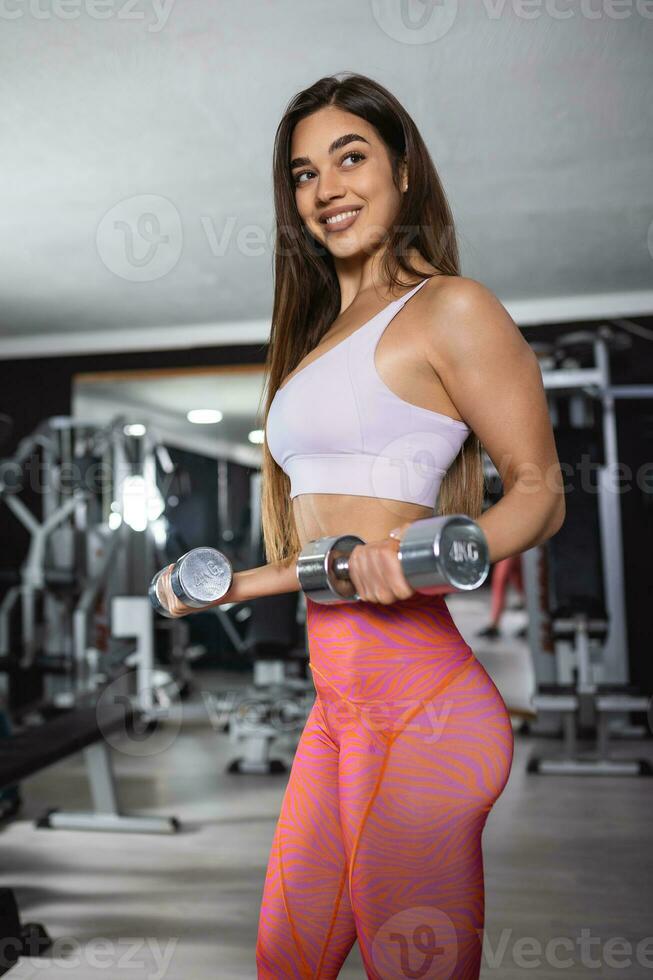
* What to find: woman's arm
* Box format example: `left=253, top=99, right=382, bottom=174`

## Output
left=155, top=555, right=301, bottom=618
left=219, top=556, right=301, bottom=604
left=423, top=277, right=566, bottom=564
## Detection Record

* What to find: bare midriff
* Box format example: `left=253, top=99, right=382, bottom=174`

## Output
left=292, top=495, right=435, bottom=550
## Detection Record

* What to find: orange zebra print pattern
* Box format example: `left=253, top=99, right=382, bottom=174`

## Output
left=256, top=590, right=514, bottom=979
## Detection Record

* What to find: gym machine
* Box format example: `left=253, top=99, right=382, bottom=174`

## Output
left=0, top=414, right=194, bottom=724
left=523, top=328, right=652, bottom=775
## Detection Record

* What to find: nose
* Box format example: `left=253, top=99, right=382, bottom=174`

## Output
left=315, top=171, right=346, bottom=204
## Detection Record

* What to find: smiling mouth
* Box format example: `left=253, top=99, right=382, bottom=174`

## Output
left=321, top=207, right=363, bottom=231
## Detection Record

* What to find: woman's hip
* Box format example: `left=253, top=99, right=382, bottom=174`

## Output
left=304, top=592, right=500, bottom=721
left=303, top=593, right=514, bottom=798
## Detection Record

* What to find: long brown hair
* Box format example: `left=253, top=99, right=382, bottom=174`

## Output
left=258, top=72, right=485, bottom=565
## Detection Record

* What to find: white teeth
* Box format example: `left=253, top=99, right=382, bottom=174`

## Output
left=325, top=209, right=360, bottom=225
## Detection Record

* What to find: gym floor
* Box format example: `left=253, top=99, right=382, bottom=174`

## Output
left=4, top=592, right=652, bottom=979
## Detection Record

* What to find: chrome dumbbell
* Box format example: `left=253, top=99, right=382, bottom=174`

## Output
left=148, top=547, right=233, bottom=618
left=149, top=514, right=490, bottom=616
left=296, top=514, right=489, bottom=605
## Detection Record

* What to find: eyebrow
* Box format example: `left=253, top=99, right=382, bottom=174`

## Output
left=290, top=133, right=370, bottom=171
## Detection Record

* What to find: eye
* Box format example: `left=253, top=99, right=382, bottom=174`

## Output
left=294, top=169, right=316, bottom=186
left=293, top=150, right=366, bottom=186
left=342, top=151, right=365, bottom=167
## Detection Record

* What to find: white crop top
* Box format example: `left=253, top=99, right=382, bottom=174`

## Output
left=265, top=278, right=470, bottom=507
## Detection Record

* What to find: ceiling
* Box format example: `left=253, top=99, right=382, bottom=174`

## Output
left=1, top=0, right=652, bottom=356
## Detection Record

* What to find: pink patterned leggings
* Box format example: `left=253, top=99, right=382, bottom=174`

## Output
left=256, top=591, right=514, bottom=979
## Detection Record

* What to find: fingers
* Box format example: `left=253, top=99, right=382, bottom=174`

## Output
left=158, top=564, right=189, bottom=618
left=388, top=521, right=411, bottom=541
left=347, top=542, right=415, bottom=605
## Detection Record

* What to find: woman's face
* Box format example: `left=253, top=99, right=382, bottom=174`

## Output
left=290, top=106, right=405, bottom=260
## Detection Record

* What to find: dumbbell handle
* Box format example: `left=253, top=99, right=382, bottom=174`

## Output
left=333, top=556, right=353, bottom=579
left=296, top=515, right=489, bottom=604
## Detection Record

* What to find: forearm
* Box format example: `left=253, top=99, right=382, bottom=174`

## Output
left=208, top=555, right=301, bottom=607
left=476, top=485, right=565, bottom=564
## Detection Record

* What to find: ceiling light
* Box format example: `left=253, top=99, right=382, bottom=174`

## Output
left=123, top=423, right=146, bottom=437
left=187, top=409, right=223, bottom=424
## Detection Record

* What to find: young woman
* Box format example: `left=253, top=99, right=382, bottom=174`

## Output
left=158, top=71, right=565, bottom=979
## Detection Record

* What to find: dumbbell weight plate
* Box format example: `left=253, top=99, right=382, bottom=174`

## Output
left=398, top=514, right=489, bottom=593
left=296, top=534, right=365, bottom=604
left=170, top=547, right=233, bottom=608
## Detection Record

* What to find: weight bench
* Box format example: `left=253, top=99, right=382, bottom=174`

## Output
left=0, top=704, right=179, bottom=975
left=0, top=703, right=179, bottom=833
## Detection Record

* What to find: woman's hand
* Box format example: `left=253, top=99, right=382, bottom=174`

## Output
left=346, top=522, right=416, bottom=605
left=155, top=564, right=194, bottom=618
left=154, top=557, right=302, bottom=617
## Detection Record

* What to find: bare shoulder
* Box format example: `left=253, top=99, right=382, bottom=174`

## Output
left=417, top=275, right=552, bottom=483
left=421, top=275, right=527, bottom=366
left=427, top=274, right=502, bottom=310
